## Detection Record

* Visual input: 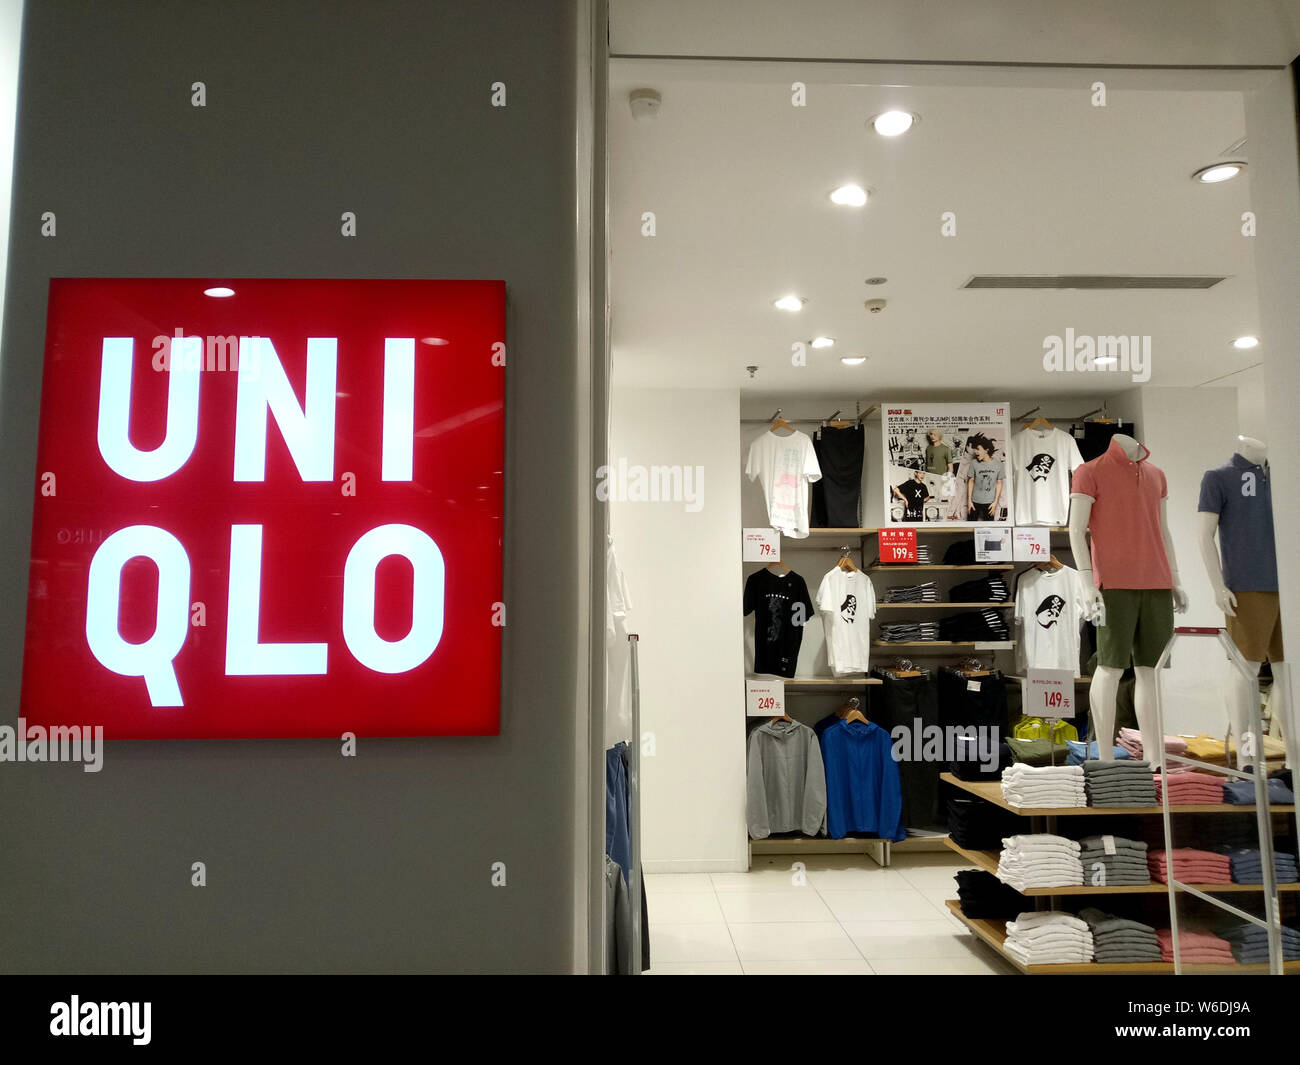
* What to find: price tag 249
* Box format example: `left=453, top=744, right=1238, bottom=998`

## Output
left=746, top=677, right=786, bottom=718
left=878, top=528, right=917, bottom=563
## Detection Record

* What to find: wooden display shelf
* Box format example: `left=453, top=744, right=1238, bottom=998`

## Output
left=876, top=602, right=1013, bottom=609
left=868, top=564, right=1015, bottom=571
left=944, top=901, right=1300, bottom=974
left=943, top=837, right=1300, bottom=895
left=941, top=772, right=1296, bottom=816
left=784, top=677, right=883, bottom=688
left=799, top=527, right=1070, bottom=536
left=1008, top=674, right=1093, bottom=684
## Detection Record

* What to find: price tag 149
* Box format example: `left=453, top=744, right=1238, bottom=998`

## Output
left=1026, top=668, right=1075, bottom=719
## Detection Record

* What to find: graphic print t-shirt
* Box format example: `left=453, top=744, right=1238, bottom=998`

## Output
left=969, top=457, right=1003, bottom=505
left=925, top=443, right=952, bottom=475
left=744, top=567, right=815, bottom=677
left=895, top=479, right=929, bottom=520
left=746, top=430, right=822, bottom=538
left=816, top=568, right=877, bottom=675
left=1015, top=565, right=1090, bottom=674
left=1009, top=427, right=1085, bottom=527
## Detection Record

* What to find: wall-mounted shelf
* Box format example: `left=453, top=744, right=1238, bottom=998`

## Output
left=874, top=640, right=1015, bottom=650
left=877, top=602, right=1013, bottom=609
left=868, top=564, right=1015, bottom=571
left=784, top=677, right=884, bottom=688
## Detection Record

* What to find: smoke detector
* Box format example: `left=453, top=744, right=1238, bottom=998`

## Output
left=629, top=89, right=661, bottom=121
left=865, top=298, right=887, bottom=313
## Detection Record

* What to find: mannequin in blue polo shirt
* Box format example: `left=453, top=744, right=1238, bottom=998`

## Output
left=1197, top=435, right=1285, bottom=771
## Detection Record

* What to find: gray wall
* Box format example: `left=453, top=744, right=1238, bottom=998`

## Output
left=0, top=0, right=586, bottom=972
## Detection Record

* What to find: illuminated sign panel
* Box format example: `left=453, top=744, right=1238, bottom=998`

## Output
left=21, top=279, right=505, bottom=738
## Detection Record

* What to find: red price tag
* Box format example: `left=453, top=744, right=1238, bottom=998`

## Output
left=879, top=528, right=917, bottom=564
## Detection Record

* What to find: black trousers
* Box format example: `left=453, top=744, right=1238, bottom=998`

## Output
left=871, top=672, right=943, bottom=831
left=938, top=670, right=1008, bottom=781
left=811, top=425, right=865, bottom=528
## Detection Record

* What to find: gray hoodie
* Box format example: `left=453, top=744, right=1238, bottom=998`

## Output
left=747, top=720, right=827, bottom=839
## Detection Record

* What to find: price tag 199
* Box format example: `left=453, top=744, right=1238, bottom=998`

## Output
left=1026, top=667, right=1075, bottom=719
left=746, top=677, right=786, bottom=718
left=1012, top=526, right=1051, bottom=562
left=742, top=528, right=781, bottom=562
left=878, top=527, right=917, bottom=564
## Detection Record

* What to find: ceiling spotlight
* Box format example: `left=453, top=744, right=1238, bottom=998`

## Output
left=1232, top=335, right=1259, bottom=349
left=421, top=337, right=450, bottom=346
left=1193, top=162, right=1246, bottom=183
left=811, top=336, right=835, bottom=349
left=829, top=184, right=868, bottom=206
left=870, top=110, right=917, bottom=137
left=774, top=295, right=806, bottom=312
left=840, top=356, right=867, bottom=366
left=864, top=277, right=888, bottom=286
left=203, top=286, right=235, bottom=298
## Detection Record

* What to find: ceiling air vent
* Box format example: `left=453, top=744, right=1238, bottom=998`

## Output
left=962, top=275, right=1227, bottom=290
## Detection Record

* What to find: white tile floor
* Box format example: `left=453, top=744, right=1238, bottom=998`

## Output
left=645, top=851, right=1022, bottom=975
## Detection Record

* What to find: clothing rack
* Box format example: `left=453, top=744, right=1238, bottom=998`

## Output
left=740, top=402, right=878, bottom=426
left=627, top=633, right=644, bottom=975
left=1008, top=403, right=1123, bottom=425
left=1152, top=627, right=1295, bottom=975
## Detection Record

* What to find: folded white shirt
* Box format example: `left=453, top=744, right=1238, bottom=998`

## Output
left=1008, top=910, right=1090, bottom=933
left=1002, top=835, right=1081, bottom=853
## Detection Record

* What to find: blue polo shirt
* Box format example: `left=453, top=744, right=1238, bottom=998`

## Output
left=1197, top=454, right=1277, bottom=592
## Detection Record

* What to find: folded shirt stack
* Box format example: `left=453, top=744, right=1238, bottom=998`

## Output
left=1079, top=907, right=1162, bottom=964
left=1078, top=834, right=1151, bottom=886
left=1212, top=920, right=1300, bottom=964
left=953, top=868, right=1027, bottom=920
left=1082, top=759, right=1157, bottom=807
left=1147, top=847, right=1232, bottom=885
left=949, top=575, right=1010, bottom=603
left=1066, top=741, right=1130, bottom=765
left=1223, top=777, right=1296, bottom=805
left=938, top=608, right=1010, bottom=642
left=996, top=834, right=1083, bottom=890
left=877, top=622, right=940, bottom=642
left=883, top=581, right=939, bottom=604
left=947, top=796, right=1028, bottom=850
left=1001, top=764, right=1087, bottom=808
left=1117, top=727, right=1188, bottom=761
left=1154, top=771, right=1226, bottom=805
left=1215, top=846, right=1300, bottom=885
left=1156, top=927, right=1235, bottom=966
left=1004, top=910, right=1094, bottom=966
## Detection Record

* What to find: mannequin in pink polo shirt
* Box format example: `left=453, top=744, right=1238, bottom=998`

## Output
left=1069, top=435, right=1189, bottom=762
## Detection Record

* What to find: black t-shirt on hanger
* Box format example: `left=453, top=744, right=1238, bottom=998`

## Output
left=895, top=478, right=929, bottom=520
left=743, top=567, right=815, bottom=678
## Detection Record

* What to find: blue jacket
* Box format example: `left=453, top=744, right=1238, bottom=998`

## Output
left=818, top=720, right=905, bottom=842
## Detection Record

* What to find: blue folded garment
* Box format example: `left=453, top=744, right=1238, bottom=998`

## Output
left=1067, top=740, right=1130, bottom=765
left=1223, top=777, right=1295, bottom=805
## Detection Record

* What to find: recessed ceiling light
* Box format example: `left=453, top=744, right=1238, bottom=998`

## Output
left=829, top=184, right=868, bottom=206
left=1193, top=162, right=1246, bottom=183
left=1232, top=335, right=1259, bottom=349
left=774, top=295, right=806, bottom=312
left=811, top=336, right=835, bottom=348
left=421, top=337, right=450, bottom=346
left=203, top=286, right=235, bottom=298
left=840, top=356, right=867, bottom=366
left=870, top=110, right=917, bottom=137
left=864, top=277, right=888, bottom=285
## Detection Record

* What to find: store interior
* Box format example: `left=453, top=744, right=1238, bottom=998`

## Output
left=602, top=60, right=1298, bottom=974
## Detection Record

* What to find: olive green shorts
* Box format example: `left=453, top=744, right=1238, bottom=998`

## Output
left=1097, top=588, right=1174, bottom=668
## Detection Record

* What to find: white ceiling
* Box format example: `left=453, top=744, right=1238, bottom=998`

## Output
left=609, top=64, right=1263, bottom=399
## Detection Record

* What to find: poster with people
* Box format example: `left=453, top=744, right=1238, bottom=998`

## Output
left=881, top=402, right=1013, bottom=526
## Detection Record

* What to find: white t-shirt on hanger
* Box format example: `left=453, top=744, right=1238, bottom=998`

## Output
left=1015, top=565, right=1090, bottom=675
left=816, top=567, right=877, bottom=675
left=1009, top=427, right=1084, bottom=527
left=745, top=429, right=822, bottom=538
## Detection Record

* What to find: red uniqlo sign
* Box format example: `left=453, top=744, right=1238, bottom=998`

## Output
left=878, top=528, right=917, bottom=563
left=21, top=278, right=505, bottom=738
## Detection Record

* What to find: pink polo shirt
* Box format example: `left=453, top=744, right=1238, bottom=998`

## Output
left=1070, top=439, right=1173, bottom=589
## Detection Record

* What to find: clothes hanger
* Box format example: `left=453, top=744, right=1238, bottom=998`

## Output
left=836, top=546, right=858, bottom=573
left=823, top=408, right=854, bottom=429
left=766, top=560, right=791, bottom=573
left=836, top=696, right=869, bottom=725
left=768, top=407, right=795, bottom=433
left=770, top=711, right=794, bottom=724
left=1024, top=416, right=1053, bottom=431
left=1034, top=554, right=1065, bottom=572
left=950, top=655, right=992, bottom=678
